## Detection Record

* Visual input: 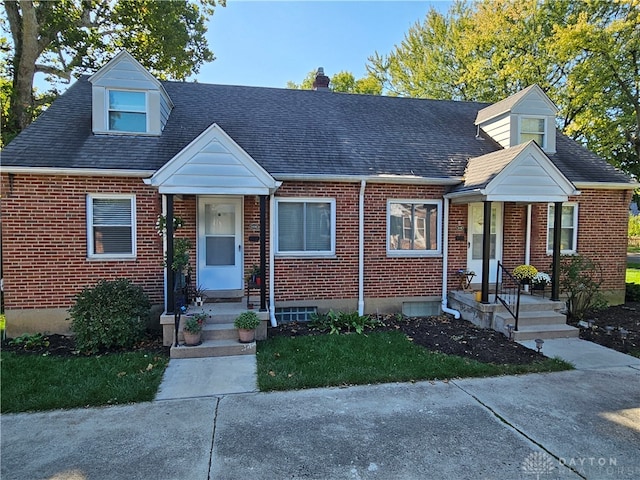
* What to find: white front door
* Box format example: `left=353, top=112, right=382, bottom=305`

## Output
left=198, top=196, right=243, bottom=291
left=467, top=202, right=503, bottom=284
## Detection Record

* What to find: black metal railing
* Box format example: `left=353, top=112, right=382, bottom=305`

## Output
left=494, top=262, right=522, bottom=331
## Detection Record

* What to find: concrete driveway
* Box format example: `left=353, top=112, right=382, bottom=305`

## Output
left=2, top=363, right=639, bottom=479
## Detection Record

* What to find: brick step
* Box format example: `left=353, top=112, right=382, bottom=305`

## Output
left=170, top=339, right=257, bottom=359
left=512, top=324, right=579, bottom=341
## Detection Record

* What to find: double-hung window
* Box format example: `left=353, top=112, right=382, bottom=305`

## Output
left=388, top=200, right=442, bottom=255
left=520, top=117, right=546, bottom=147
left=547, top=203, right=578, bottom=254
left=276, top=198, right=335, bottom=256
left=108, top=90, right=147, bottom=133
left=87, top=194, right=136, bottom=258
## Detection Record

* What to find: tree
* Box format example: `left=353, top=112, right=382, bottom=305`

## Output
left=366, top=0, right=640, bottom=178
left=287, top=69, right=382, bottom=95
left=1, top=0, right=224, bottom=143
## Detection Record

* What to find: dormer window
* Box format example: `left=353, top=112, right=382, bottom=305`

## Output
left=108, top=90, right=147, bottom=132
left=520, top=117, right=545, bottom=147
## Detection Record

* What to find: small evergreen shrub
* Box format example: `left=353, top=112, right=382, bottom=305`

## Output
left=626, top=283, right=640, bottom=302
left=69, top=279, right=150, bottom=353
left=558, top=254, right=607, bottom=320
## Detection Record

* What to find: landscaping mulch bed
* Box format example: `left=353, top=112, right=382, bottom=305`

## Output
left=1, top=332, right=169, bottom=358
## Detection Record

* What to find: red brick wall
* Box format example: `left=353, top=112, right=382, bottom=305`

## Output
left=1, top=174, right=164, bottom=309
left=273, top=182, right=447, bottom=302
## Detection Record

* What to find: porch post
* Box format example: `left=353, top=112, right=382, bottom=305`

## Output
left=259, top=195, right=267, bottom=311
left=166, top=194, right=175, bottom=314
left=481, top=200, right=492, bottom=303
left=551, top=201, right=562, bottom=301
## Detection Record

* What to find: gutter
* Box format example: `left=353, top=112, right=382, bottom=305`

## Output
left=272, top=174, right=463, bottom=186
left=1, top=167, right=154, bottom=177
left=441, top=197, right=461, bottom=319
left=358, top=180, right=366, bottom=316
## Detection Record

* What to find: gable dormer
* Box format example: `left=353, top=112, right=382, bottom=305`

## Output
left=88, top=51, right=173, bottom=136
left=475, top=84, right=558, bottom=153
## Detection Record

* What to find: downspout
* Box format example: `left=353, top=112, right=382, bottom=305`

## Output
left=524, top=204, right=532, bottom=293
left=268, top=193, right=277, bottom=327
left=441, top=197, right=461, bottom=318
left=358, top=180, right=366, bottom=316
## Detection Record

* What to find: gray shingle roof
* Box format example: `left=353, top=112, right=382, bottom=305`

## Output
left=1, top=77, right=633, bottom=186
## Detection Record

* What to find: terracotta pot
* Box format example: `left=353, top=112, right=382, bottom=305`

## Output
left=238, top=328, right=256, bottom=343
left=183, top=331, right=202, bottom=346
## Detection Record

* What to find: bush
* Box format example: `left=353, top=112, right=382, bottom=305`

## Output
left=626, top=283, right=640, bottom=302
left=558, top=255, right=606, bottom=320
left=69, top=279, right=150, bottom=354
left=309, top=310, right=381, bottom=335
left=629, top=214, right=640, bottom=237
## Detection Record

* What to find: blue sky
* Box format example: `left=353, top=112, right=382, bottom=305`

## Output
left=196, top=1, right=451, bottom=88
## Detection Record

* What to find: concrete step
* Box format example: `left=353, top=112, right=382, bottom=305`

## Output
left=170, top=339, right=257, bottom=359
left=512, top=324, right=580, bottom=341
left=495, top=311, right=567, bottom=330
left=201, top=323, right=238, bottom=341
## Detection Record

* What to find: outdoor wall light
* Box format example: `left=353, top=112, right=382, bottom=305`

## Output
left=534, top=338, right=544, bottom=353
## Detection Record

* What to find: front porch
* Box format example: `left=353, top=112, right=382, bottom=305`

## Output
left=160, top=299, right=269, bottom=358
left=449, top=290, right=579, bottom=341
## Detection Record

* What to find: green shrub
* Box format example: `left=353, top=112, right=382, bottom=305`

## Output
left=558, top=254, right=607, bottom=320
left=309, top=310, right=381, bottom=334
left=69, top=279, right=150, bottom=354
left=629, top=214, right=640, bottom=237
left=626, top=283, right=640, bottom=302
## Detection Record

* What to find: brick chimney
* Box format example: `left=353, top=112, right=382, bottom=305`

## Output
left=313, top=67, right=330, bottom=91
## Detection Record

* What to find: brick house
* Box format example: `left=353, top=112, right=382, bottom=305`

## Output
left=1, top=51, right=635, bottom=343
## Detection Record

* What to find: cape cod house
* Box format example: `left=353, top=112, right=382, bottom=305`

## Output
left=1, top=51, right=635, bottom=352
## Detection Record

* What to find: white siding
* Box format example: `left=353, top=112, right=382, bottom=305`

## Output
left=511, top=91, right=556, bottom=117
left=479, top=113, right=511, bottom=148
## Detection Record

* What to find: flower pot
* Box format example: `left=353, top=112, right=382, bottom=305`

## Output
left=238, top=328, right=256, bottom=343
left=195, top=297, right=203, bottom=307
left=183, top=331, right=202, bottom=346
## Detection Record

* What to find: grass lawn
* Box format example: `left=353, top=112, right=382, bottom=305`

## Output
left=1, top=351, right=168, bottom=413
left=627, top=263, right=640, bottom=284
left=257, top=331, right=571, bottom=391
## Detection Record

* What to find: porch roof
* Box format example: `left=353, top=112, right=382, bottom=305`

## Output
left=144, top=123, right=281, bottom=195
left=447, top=141, right=579, bottom=204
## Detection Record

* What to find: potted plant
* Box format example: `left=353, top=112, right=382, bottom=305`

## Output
left=183, top=312, right=207, bottom=346
left=234, top=311, right=261, bottom=343
left=246, top=264, right=261, bottom=287
left=531, top=272, right=551, bottom=295
left=513, top=264, right=538, bottom=285
left=192, top=284, right=206, bottom=306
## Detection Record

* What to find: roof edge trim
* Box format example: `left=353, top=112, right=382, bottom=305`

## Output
left=1, top=167, right=154, bottom=177
left=272, top=174, right=464, bottom=185
left=573, top=181, right=639, bottom=190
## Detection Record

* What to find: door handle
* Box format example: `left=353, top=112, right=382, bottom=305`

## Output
left=238, top=244, right=242, bottom=251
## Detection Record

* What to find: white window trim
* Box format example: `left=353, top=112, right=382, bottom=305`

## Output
left=106, top=89, right=148, bottom=133
left=519, top=115, right=547, bottom=149
left=275, top=197, right=336, bottom=257
left=546, top=202, right=578, bottom=255
left=87, top=193, right=137, bottom=260
left=387, top=199, right=443, bottom=257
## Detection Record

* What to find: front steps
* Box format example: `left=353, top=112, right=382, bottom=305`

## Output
left=160, top=301, right=269, bottom=359
left=494, top=310, right=579, bottom=341
left=449, top=290, right=579, bottom=341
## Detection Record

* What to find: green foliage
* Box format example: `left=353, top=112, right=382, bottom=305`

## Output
left=234, top=311, right=261, bottom=330
left=309, top=310, right=381, bottom=335
left=184, top=313, right=207, bottom=333
left=68, top=279, right=151, bottom=354
left=558, top=255, right=607, bottom=320
left=1, top=351, right=168, bottom=412
left=171, top=237, right=192, bottom=273
left=366, top=0, right=640, bottom=177
left=256, top=331, right=572, bottom=391
left=625, top=283, right=640, bottom=302
left=629, top=214, right=640, bottom=237
left=8, top=333, right=50, bottom=350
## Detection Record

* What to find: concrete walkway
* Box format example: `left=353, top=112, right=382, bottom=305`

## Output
left=2, top=341, right=639, bottom=479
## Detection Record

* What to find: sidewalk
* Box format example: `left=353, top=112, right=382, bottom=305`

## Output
left=2, top=340, right=639, bottom=479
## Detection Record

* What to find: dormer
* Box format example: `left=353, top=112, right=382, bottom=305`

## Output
left=475, top=85, right=558, bottom=154
left=88, top=51, right=173, bottom=136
